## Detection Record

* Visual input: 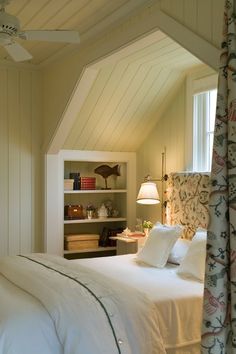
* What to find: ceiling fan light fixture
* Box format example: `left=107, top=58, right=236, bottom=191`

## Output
left=0, top=31, right=10, bottom=44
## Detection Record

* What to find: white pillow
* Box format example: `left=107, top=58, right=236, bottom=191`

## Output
left=136, top=223, right=183, bottom=268
left=177, top=229, right=207, bottom=282
left=168, top=238, right=191, bottom=265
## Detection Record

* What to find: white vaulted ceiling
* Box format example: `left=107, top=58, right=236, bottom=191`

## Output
left=63, top=31, right=202, bottom=152
left=1, top=0, right=214, bottom=153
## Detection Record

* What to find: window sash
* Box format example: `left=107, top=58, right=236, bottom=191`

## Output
left=193, top=89, right=216, bottom=172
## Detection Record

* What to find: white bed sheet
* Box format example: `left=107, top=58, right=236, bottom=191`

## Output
left=73, top=254, right=204, bottom=351
left=0, top=254, right=165, bottom=354
left=0, top=274, right=63, bottom=354
left=0, top=254, right=203, bottom=354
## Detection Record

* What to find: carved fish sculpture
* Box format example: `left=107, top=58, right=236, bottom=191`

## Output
left=94, top=164, right=120, bottom=189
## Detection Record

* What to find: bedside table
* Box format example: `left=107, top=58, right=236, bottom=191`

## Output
left=110, top=234, right=146, bottom=255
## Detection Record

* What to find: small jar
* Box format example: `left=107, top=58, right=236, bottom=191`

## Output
left=87, top=210, right=93, bottom=219
left=98, top=204, right=108, bottom=218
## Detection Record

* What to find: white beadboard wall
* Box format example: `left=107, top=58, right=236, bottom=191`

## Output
left=136, top=66, right=216, bottom=225
left=0, top=65, right=42, bottom=257
left=136, top=80, right=186, bottom=225
left=160, top=0, right=224, bottom=49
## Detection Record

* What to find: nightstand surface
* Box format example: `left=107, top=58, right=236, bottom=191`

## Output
left=110, top=233, right=146, bottom=255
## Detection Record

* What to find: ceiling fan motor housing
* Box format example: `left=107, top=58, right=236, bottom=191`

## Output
left=0, top=10, right=20, bottom=39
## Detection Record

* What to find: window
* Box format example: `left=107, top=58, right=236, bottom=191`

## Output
left=192, top=89, right=217, bottom=172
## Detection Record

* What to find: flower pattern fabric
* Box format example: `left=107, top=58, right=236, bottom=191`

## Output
left=166, top=173, right=210, bottom=239
left=201, top=1, right=236, bottom=352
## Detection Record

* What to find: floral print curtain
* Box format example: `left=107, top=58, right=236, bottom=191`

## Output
left=201, top=0, right=236, bottom=352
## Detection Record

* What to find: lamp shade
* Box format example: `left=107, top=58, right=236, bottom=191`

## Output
left=136, top=181, right=160, bottom=205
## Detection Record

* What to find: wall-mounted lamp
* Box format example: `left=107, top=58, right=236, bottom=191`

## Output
left=136, top=150, right=168, bottom=222
left=136, top=179, right=160, bottom=205
left=136, top=174, right=168, bottom=205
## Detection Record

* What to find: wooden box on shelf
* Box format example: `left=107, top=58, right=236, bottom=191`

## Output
left=64, top=204, right=84, bottom=220
left=64, top=234, right=100, bottom=250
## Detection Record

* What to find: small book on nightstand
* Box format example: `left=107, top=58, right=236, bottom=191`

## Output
left=116, top=231, right=145, bottom=238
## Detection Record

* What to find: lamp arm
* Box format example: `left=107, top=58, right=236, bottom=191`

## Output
left=144, top=174, right=168, bottom=182
left=138, top=149, right=168, bottom=222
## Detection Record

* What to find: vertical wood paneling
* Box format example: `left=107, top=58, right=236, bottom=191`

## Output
left=0, top=69, right=8, bottom=257
left=197, top=0, right=212, bottom=43
left=183, top=0, right=197, bottom=32
left=8, top=69, right=20, bottom=255
left=160, top=0, right=224, bottom=49
left=212, top=0, right=224, bottom=48
left=160, top=0, right=172, bottom=13
left=31, top=71, right=42, bottom=252
left=0, top=65, right=42, bottom=256
left=170, top=0, right=184, bottom=22
left=19, top=70, right=32, bottom=253
left=136, top=81, right=186, bottom=224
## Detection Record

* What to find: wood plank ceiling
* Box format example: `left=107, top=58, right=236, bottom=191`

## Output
left=63, top=33, right=202, bottom=152
left=1, top=0, right=150, bottom=65
left=1, top=0, right=205, bottom=153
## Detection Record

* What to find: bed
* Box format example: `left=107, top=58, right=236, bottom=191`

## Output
left=0, top=172, right=210, bottom=354
left=73, top=253, right=204, bottom=354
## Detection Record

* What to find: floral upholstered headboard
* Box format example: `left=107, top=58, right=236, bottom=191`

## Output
left=166, top=172, right=210, bottom=239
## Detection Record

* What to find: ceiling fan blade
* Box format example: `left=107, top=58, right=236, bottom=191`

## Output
left=19, top=30, right=80, bottom=43
left=0, top=0, right=11, bottom=8
left=4, top=41, right=32, bottom=62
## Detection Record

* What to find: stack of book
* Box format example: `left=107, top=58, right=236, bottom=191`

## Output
left=80, top=177, right=96, bottom=190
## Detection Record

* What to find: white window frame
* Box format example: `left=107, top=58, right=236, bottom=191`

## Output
left=185, top=69, right=218, bottom=171
left=193, top=89, right=217, bottom=172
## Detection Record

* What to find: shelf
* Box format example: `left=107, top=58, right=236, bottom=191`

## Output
left=64, top=246, right=116, bottom=254
left=45, top=151, right=136, bottom=257
left=64, top=189, right=127, bottom=194
left=64, top=217, right=126, bottom=224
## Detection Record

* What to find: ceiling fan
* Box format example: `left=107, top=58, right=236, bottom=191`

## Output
left=0, top=0, right=80, bottom=62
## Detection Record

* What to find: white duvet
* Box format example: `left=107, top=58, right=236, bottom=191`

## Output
left=73, top=254, right=204, bottom=351
left=0, top=254, right=165, bottom=354
left=0, top=274, right=63, bottom=354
